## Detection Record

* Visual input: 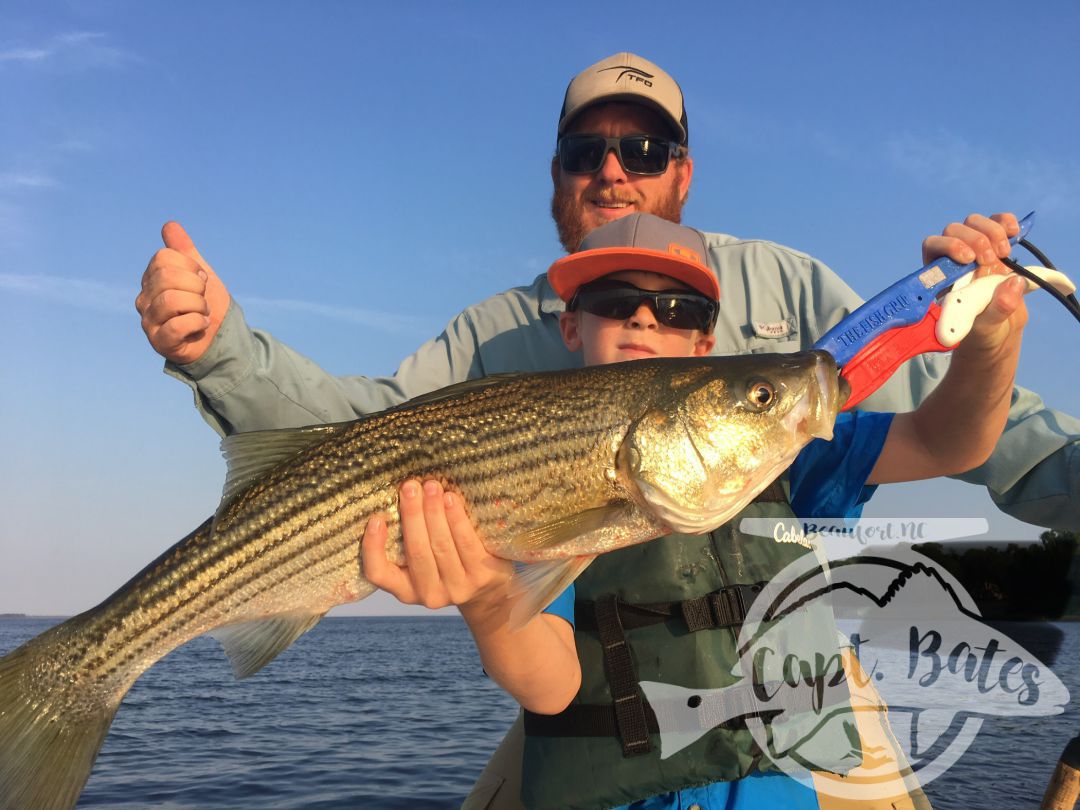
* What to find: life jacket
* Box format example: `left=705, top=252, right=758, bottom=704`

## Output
left=521, top=483, right=862, bottom=810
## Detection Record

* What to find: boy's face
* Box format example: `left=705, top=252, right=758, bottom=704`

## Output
left=559, top=270, right=716, bottom=366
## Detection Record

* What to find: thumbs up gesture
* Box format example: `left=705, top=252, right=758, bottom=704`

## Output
left=136, top=222, right=232, bottom=364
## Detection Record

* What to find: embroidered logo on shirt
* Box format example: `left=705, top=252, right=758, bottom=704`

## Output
left=753, top=320, right=792, bottom=339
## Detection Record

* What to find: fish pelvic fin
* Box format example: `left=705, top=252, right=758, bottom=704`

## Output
left=508, top=556, right=596, bottom=630
left=0, top=636, right=118, bottom=810
left=208, top=610, right=327, bottom=679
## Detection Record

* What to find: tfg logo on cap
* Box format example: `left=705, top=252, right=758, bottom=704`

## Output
left=599, top=65, right=654, bottom=87
left=668, top=242, right=702, bottom=265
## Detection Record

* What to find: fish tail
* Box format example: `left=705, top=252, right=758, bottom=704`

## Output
left=0, top=631, right=119, bottom=810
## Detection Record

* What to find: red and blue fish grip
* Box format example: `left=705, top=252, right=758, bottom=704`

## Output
left=814, top=212, right=1036, bottom=410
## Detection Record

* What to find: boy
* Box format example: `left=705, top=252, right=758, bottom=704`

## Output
left=362, top=213, right=1027, bottom=809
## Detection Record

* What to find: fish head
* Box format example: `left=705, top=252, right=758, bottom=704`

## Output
left=620, top=351, right=844, bottom=534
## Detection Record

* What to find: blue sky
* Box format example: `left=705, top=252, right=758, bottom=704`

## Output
left=1, top=1, right=1078, bottom=616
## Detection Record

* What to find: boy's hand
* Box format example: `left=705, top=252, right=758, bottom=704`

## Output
left=922, top=212, right=1020, bottom=278
left=361, top=479, right=513, bottom=610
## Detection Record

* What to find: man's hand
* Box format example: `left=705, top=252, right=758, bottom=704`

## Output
left=136, top=222, right=231, bottom=365
left=922, top=212, right=1020, bottom=279
left=361, top=479, right=513, bottom=611
left=958, top=274, right=1028, bottom=363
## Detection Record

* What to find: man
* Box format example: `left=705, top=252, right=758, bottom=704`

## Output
left=135, top=52, right=1078, bottom=530
left=136, top=51, right=1076, bottom=808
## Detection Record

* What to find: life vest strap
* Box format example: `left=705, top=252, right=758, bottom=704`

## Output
left=595, top=594, right=653, bottom=757
left=574, top=582, right=766, bottom=633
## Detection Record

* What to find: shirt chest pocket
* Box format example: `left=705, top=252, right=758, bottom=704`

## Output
left=744, top=316, right=802, bottom=353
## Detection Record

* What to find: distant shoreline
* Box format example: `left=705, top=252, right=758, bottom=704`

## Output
left=2, top=612, right=1075, bottom=623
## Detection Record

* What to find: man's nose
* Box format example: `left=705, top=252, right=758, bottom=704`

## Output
left=596, top=147, right=628, bottom=184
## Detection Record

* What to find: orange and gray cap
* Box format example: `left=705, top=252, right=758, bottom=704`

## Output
left=558, top=52, right=688, bottom=146
left=547, top=213, right=719, bottom=303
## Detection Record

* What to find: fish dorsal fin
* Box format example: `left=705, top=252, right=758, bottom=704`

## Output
left=508, top=556, right=597, bottom=629
left=512, top=504, right=631, bottom=552
left=208, top=610, right=327, bottom=679
left=218, top=424, right=350, bottom=514
left=392, top=372, right=532, bottom=410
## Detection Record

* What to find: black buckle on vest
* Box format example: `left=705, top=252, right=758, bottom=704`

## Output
left=680, top=583, right=763, bottom=632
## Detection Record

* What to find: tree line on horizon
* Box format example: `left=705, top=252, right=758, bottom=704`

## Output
left=913, top=530, right=1078, bottom=620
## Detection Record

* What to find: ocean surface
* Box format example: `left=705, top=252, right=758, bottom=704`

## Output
left=1, top=616, right=1076, bottom=809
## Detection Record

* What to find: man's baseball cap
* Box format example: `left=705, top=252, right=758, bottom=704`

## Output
left=558, top=52, right=688, bottom=145
left=547, top=213, right=719, bottom=302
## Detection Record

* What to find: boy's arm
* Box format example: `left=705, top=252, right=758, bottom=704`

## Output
left=868, top=275, right=1028, bottom=484
left=361, top=479, right=581, bottom=714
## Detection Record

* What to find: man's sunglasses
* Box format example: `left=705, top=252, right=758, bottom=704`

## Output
left=569, top=280, right=718, bottom=333
left=557, top=134, right=686, bottom=176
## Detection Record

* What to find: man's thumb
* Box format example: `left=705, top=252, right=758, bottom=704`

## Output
left=161, top=221, right=210, bottom=271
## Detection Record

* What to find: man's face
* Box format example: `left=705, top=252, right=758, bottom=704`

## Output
left=551, top=103, right=693, bottom=253
left=559, top=270, right=715, bottom=366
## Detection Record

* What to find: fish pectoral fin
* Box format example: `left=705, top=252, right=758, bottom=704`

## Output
left=508, top=555, right=597, bottom=630
left=218, top=423, right=351, bottom=516
left=208, top=610, right=327, bottom=679
left=513, top=504, right=632, bottom=552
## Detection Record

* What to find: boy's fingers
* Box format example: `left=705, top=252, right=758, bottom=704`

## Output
left=398, top=480, right=454, bottom=609
left=361, top=514, right=416, bottom=602
left=399, top=480, right=437, bottom=582
left=421, top=480, right=467, bottom=584
left=444, top=491, right=491, bottom=570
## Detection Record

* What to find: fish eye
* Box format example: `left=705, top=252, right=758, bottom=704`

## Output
left=747, top=381, right=776, bottom=409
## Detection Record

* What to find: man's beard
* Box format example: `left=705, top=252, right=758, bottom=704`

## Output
left=550, top=177, right=687, bottom=253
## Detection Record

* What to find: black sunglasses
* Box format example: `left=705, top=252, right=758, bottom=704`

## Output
left=569, top=280, right=718, bottom=333
left=557, top=134, right=686, bottom=176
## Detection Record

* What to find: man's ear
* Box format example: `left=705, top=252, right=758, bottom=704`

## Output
left=677, top=156, right=693, bottom=203
left=560, top=310, right=583, bottom=352
left=550, top=156, right=560, bottom=188
left=692, top=332, right=715, bottom=357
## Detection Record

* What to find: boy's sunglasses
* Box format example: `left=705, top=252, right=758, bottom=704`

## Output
left=557, top=134, right=686, bottom=176
left=569, top=280, right=718, bottom=333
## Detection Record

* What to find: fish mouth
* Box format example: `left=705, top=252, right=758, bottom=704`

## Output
left=837, top=374, right=851, bottom=409
left=806, top=352, right=845, bottom=440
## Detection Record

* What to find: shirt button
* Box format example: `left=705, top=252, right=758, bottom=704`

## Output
left=688, top=805, right=702, bottom=810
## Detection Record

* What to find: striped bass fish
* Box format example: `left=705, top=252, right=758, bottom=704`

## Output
left=0, top=351, right=845, bottom=809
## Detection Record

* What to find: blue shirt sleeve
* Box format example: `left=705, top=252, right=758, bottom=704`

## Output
left=543, top=583, right=576, bottom=629
left=789, top=410, right=894, bottom=519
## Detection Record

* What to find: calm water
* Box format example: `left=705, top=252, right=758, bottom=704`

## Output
left=1, top=617, right=1076, bottom=809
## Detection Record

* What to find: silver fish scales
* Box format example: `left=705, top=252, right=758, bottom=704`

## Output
left=0, top=351, right=845, bottom=809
